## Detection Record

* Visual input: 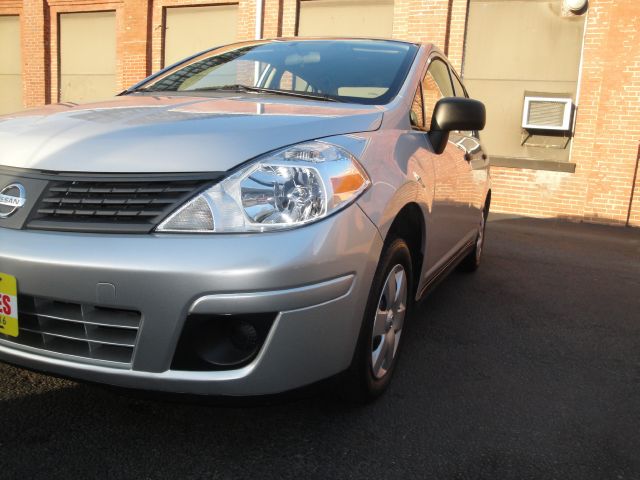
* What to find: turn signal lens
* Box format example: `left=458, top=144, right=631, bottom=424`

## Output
left=331, top=166, right=369, bottom=204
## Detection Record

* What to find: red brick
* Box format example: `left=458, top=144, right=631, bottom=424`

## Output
left=4, top=0, right=639, bottom=227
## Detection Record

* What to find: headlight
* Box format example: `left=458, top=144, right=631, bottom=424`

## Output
left=156, top=141, right=370, bottom=233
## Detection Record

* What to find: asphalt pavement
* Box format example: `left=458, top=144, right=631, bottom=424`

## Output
left=1, top=215, right=639, bottom=479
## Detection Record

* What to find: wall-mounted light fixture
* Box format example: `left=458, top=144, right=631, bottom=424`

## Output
left=563, top=0, right=588, bottom=14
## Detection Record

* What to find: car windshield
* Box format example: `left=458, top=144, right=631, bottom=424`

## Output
left=139, top=39, right=419, bottom=105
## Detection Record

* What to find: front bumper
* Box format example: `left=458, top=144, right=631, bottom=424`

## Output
left=0, top=204, right=383, bottom=396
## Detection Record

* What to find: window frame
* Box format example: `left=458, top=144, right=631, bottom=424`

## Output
left=410, top=82, right=426, bottom=131
left=424, top=56, right=455, bottom=98
left=449, top=65, right=481, bottom=138
left=449, top=69, right=468, bottom=99
left=420, top=55, right=456, bottom=132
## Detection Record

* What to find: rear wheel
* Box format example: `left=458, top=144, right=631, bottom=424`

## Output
left=344, top=238, right=413, bottom=402
left=460, top=204, right=488, bottom=272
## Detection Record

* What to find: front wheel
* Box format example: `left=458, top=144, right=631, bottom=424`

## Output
left=344, top=238, right=413, bottom=402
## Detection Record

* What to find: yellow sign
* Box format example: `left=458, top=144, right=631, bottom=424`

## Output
left=0, top=273, right=19, bottom=337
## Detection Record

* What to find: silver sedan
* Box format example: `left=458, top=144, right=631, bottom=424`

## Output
left=0, top=38, right=489, bottom=401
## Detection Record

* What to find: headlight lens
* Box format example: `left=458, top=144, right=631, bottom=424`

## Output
left=156, top=141, right=370, bottom=233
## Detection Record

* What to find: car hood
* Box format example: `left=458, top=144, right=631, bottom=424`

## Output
left=0, top=95, right=384, bottom=173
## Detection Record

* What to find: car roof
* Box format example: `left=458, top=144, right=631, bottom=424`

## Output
left=268, top=36, right=426, bottom=48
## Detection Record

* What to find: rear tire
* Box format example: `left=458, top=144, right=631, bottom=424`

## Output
left=460, top=204, right=488, bottom=272
left=343, top=237, right=413, bottom=403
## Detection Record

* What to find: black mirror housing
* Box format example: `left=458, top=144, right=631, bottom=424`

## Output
left=428, top=97, right=486, bottom=154
left=431, top=97, right=486, bottom=132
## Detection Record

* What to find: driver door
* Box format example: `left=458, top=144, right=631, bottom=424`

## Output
left=421, top=57, right=477, bottom=275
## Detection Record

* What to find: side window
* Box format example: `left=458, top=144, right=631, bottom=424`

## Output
left=422, top=58, right=454, bottom=130
left=450, top=72, right=467, bottom=98
left=410, top=84, right=425, bottom=130
left=450, top=69, right=479, bottom=138
left=278, top=71, right=311, bottom=92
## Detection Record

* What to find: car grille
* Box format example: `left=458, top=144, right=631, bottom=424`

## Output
left=0, top=296, right=142, bottom=367
left=25, top=177, right=217, bottom=233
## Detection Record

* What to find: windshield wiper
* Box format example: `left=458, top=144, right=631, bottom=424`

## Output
left=189, top=84, right=341, bottom=102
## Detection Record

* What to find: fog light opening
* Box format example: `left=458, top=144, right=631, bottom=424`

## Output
left=230, top=321, right=259, bottom=352
left=172, top=313, right=276, bottom=371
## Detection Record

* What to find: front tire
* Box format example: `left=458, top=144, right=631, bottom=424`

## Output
left=344, top=237, right=413, bottom=402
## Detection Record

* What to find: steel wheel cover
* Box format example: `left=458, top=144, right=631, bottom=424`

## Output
left=371, top=264, right=408, bottom=379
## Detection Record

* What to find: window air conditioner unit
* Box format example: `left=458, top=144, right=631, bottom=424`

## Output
left=522, top=96, right=573, bottom=131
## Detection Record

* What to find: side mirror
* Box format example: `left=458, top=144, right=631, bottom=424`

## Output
left=428, top=97, right=486, bottom=154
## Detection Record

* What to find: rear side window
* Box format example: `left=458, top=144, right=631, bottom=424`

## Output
left=410, top=86, right=425, bottom=129
left=451, top=72, right=467, bottom=98
left=450, top=69, right=478, bottom=137
left=422, top=58, right=454, bottom=129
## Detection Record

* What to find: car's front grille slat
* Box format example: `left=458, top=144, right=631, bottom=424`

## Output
left=20, top=318, right=137, bottom=348
left=21, top=298, right=83, bottom=322
left=21, top=299, right=140, bottom=329
left=0, top=296, right=142, bottom=367
left=27, top=178, right=214, bottom=233
left=83, top=307, right=141, bottom=329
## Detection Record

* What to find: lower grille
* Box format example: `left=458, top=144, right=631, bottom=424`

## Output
left=0, top=296, right=142, bottom=367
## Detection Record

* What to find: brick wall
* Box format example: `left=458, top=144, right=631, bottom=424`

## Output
left=19, top=0, right=48, bottom=106
left=262, top=0, right=281, bottom=38
left=446, top=0, right=468, bottom=72
left=630, top=154, right=640, bottom=226
left=4, top=0, right=639, bottom=227
left=392, top=0, right=450, bottom=47
left=281, top=0, right=297, bottom=36
left=121, top=0, right=151, bottom=87
left=390, top=0, right=467, bottom=71
left=489, top=0, right=640, bottom=227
